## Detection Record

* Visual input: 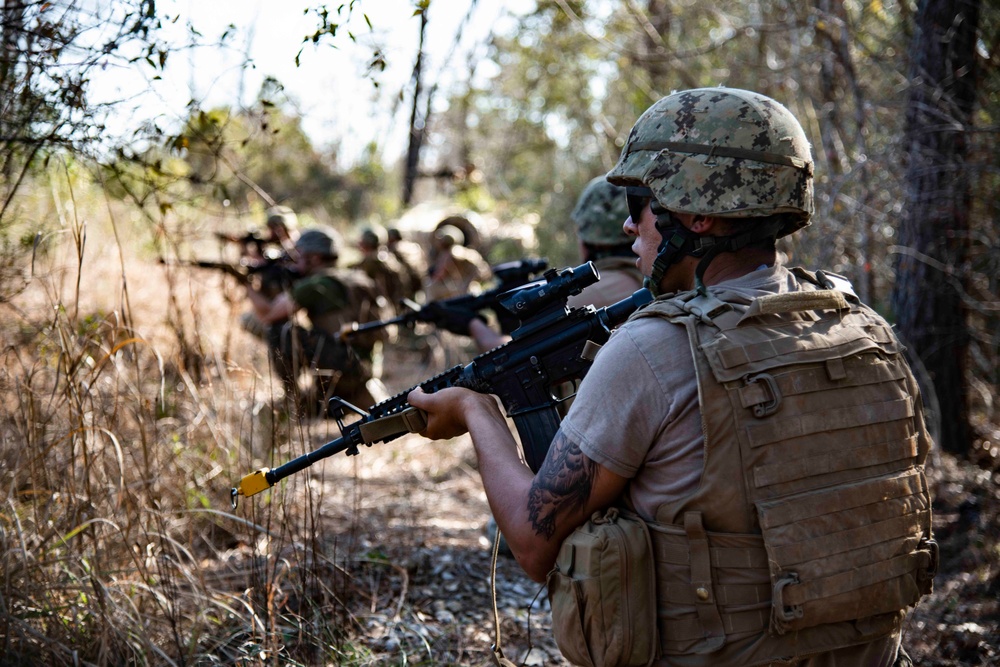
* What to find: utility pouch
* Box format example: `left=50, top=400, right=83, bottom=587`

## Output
left=547, top=508, right=658, bottom=667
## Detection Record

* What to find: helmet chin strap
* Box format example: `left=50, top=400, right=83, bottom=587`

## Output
left=646, top=202, right=716, bottom=296
left=648, top=202, right=785, bottom=297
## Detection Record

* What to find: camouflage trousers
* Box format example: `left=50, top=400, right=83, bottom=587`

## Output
left=267, top=323, right=374, bottom=416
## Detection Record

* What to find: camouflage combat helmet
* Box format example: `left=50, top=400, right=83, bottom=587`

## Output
left=295, top=227, right=338, bottom=259
left=266, top=205, right=298, bottom=230
left=607, top=87, right=814, bottom=294
left=608, top=87, right=813, bottom=229
left=359, top=226, right=384, bottom=249
left=571, top=177, right=631, bottom=246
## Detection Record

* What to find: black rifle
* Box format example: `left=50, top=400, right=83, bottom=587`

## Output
left=344, top=257, right=549, bottom=338
left=232, top=262, right=654, bottom=505
left=160, top=257, right=300, bottom=298
left=214, top=230, right=269, bottom=257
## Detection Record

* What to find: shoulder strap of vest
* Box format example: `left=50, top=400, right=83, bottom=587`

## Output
left=631, top=289, right=745, bottom=331
left=790, top=266, right=859, bottom=300
left=737, top=289, right=849, bottom=325
left=632, top=266, right=862, bottom=331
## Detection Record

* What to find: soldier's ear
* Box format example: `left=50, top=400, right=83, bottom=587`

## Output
left=688, top=215, right=718, bottom=234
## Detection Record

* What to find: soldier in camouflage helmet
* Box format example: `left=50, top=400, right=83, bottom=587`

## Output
left=567, top=176, right=645, bottom=310
left=409, top=88, right=933, bottom=667
left=458, top=177, right=644, bottom=355
left=264, top=205, right=300, bottom=261
left=247, top=227, right=387, bottom=416
left=571, top=176, right=632, bottom=246
left=351, top=226, right=408, bottom=317
left=607, top=87, right=813, bottom=296
left=386, top=226, right=427, bottom=301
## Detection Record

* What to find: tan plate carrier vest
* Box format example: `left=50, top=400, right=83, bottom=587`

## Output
left=630, top=268, right=937, bottom=663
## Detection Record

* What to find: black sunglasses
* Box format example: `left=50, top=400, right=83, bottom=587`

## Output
left=625, top=186, right=654, bottom=223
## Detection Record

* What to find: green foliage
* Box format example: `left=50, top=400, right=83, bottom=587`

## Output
left=0, top=1, right=166, bottom=222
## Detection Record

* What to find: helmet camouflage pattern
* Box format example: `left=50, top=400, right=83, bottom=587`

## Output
left=571, top=177, right=631, bottom=246
left=607, top=87, right=814, bottom=237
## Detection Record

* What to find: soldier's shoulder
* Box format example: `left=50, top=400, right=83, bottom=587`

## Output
left=327, top=266, right=375, bottom=288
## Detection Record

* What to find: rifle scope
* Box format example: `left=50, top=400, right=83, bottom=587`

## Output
left=498, top=262, right=599, bottom=322
left=491, top=257, right=549, bottom=284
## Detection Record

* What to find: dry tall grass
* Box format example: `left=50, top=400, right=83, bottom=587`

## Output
left=0, top=183, right=515, bottom=666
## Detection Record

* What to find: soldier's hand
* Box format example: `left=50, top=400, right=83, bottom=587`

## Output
left=407, top=386, right=499, bottom=440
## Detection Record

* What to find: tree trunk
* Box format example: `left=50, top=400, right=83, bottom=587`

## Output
left=402, top=9, right=428, bottom=208
left=892, top=0, right=980, bottom=455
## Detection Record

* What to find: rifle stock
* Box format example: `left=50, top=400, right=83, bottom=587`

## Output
left=232, top=262, right=654, bottom=506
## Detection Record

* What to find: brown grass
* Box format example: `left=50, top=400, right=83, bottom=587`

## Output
left=0, top=185, right=559, bottom=666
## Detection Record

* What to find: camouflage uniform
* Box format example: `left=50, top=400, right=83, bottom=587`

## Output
left=270, top=229, right=385, bottom=414
left=386, top=227, right=427, bottom=301
left=351, top=228, right=408, bottom=315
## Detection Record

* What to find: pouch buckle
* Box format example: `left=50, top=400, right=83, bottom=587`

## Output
left=746, top=372, right=782, bottom=417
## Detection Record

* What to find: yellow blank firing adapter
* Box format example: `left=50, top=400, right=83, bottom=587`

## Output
left=230, top=468, right=274, bottom=508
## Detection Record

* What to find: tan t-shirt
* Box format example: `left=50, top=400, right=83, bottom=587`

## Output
left=566, top=258, right=644, bottom=311
left=558, top=264, right=796, bottom=521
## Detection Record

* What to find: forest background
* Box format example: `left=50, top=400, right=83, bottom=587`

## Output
left=1, top=0, right=998, bottom=665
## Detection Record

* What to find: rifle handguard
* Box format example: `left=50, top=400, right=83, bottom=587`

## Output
left=358, top=407, right=428, bottom=443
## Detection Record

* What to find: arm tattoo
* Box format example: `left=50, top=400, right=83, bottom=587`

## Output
left=527, top=431, right=599, bottom=539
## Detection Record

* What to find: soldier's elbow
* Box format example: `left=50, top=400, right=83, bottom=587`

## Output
left=510, top=542, right=557, bottom=583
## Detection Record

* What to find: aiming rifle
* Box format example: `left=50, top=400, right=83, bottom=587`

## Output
left=343, top=257, right=549, bottom=339
left=214, top=230, right=268, bottom=257
left=231, top=261, right=654, bottom=506
left=160, top=256, right=300, bottom=298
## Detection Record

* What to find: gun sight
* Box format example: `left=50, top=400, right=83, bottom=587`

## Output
left=498, top=262, right=599, bottom=323
left=491, top=257, right=548, bottom=285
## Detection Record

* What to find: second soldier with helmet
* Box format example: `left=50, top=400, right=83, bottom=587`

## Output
left=246, top=226, right=388, bottom=416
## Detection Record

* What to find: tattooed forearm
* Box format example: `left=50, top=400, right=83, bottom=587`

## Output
left=527, top=432, right=599, bottom=539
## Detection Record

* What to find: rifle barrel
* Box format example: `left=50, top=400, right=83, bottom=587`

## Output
left=231, top=286, right=655, bottom=506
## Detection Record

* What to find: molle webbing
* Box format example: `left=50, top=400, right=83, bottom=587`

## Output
left=697, top=278, right=934, bottom=635
left=647, top=514, right=771, bottom=655
left=634, top=270, right=935, bottom=653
